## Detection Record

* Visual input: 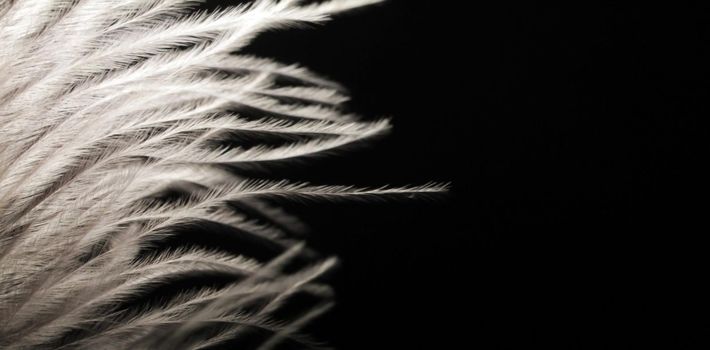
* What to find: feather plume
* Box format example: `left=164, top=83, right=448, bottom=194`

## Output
left=0, top=1, right=446, bottom=349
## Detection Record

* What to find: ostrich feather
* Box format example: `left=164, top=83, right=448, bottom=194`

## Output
left=0, top=1, right=446, bottom=349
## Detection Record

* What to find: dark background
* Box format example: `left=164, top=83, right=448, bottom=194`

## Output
left=212, top=1, right=707, bottom=349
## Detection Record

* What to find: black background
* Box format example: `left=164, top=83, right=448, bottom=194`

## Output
left=211, top=1, right=707, bottom=348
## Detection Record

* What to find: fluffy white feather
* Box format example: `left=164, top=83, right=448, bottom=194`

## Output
left=0, top=1, right=446, bottom=349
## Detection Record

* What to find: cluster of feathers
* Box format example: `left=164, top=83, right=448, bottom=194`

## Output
left=0, top=0, right=445, bottom=349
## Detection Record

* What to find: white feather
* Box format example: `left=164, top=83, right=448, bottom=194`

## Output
left=0, top=1, right=446, bottom=349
